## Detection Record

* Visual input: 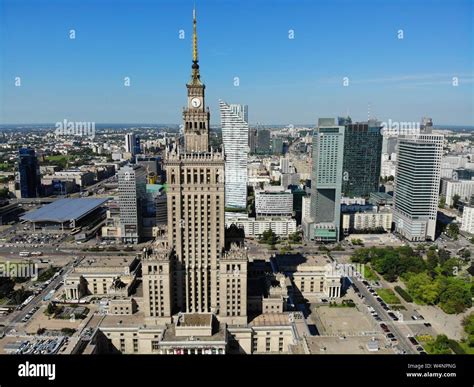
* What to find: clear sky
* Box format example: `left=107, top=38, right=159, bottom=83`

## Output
left=1, top=0, right=473, bottom=126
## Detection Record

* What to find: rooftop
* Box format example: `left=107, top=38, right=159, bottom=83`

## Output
left=250, top=312, right=293, bottom=327
left=21, top=198, right=108, bottom=223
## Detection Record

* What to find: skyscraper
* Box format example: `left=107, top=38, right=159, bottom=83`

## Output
left=118, top=164, right=147, bottom=243
left=18, top=148, right=40, bottom=198
left=307, top=118, right=344, bottom=242
left=256, top=128, right=271, bottom=154
left=159, top=9, right=247, bottom=323
left=272, top=137, right=284, bottom=155
left=248, top=128, right=257, bottom=154
left=125, top=133, right=137, bottom=156
left=393, top=134, right=443, bottom=241
left=220, top=100, right=248, bottom=212
left=341, top=120, right=383, bottom=197
left=134, top=135, right=141, bottom=155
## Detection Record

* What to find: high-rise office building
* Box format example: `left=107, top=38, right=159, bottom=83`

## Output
left=393, top=134, right=443, bottom=241
left=421, top=117, right=433, bottom=133
left=280, top=157, right=291, bottom=174
left=220, top=100, right=249, bottom=212
left=256, top=129, right=271, bottom=154
left=272, top=137, right=284, bottom=155
left=307, top=118, right=344, bottom=242
left=125, top=133, right=139, bottom=157
left=18, top=148, right=40, bottom=198
left=341, top=120, right=383, bottom=197
left=248, top=128, right=257, bottom=154
left=134, top=135, right=141, bottom=155
left=118, top=164, right=147, bottom=243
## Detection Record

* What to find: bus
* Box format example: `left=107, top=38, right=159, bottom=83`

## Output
left=19, top=251, right=31, bottom=257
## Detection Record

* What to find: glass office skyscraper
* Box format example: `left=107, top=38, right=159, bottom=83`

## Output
left=18, top=148, right=40, bottom=198
left=341, top=119, right=383, bottom=198
left=308, top=118, right=345, bottom=242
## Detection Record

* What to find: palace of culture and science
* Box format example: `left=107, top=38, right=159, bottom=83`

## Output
left=83, top=9, right=342, bottom=355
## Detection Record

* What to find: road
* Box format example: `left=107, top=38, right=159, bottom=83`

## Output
left=351, top=276, right=418, bottom=354
left=1, top=256, right=82, bottom=335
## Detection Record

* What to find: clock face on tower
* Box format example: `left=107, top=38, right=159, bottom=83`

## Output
left=191, top=97, right=201, bottom=108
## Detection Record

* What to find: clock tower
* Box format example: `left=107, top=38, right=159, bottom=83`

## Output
left=183, top=8, right=210, bottom=153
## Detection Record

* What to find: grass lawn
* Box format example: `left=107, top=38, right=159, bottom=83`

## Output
left=459, top=342, right=474, bottom=354
left=377, top=288, right=401, bottom=305
left=363, top=265, right=379, bottom=281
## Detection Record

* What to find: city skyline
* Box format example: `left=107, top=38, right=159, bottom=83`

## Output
left=1, top=0, right=473, bottom=126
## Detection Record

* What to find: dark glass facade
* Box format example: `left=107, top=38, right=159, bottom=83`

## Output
left=19, top=148, right=40, bottom=198
left=341, top=122, right=383, bottom=198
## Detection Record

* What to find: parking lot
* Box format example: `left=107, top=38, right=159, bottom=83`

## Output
left=3, top=336, right=67, bottom=355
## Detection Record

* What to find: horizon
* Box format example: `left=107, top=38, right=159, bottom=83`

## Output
left=1, top=0, right=473, bottom=125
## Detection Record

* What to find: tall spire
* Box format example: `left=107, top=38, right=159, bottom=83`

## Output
left=193, top=6, right=198, bottom=63
left=190, top=5, right=201, bottom=84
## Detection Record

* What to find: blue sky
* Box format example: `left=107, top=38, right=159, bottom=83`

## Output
left=1, top=0, right=473, bottom=125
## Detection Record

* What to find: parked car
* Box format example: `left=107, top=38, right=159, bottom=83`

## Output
left=408, top=337, right=419, bottom=346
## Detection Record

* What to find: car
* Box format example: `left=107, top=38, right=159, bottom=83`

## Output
left=411, top=315, right=418, bottom=320
left=416, top=346, right=424, bottom=352
left=387, top=333, right=395, bottom=339
left=424, top=322, right=432, bottom=327
left=374, top=316, right=382, bottom=321
left=418, top=315, right=425, bottom=320
left=408, top=337, right=419, bottom=346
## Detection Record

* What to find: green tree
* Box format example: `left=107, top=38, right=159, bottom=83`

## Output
left=446, top=223, right=460, bottom=240
left=289, top=231, right=302, bottom=244
left=452, top=194, right=461, bottom=208
left=438, top=278, right=472, bottom=314
left=260, top=229, right=278, bottom=246
left=441, top=257, right=461, bottom=277
left=462, top=313, right=474, bottom=347
left=439, top=195, right=446, bottom=208
left=438, top=249, right=451, bottom=265
left=405, top=272, right=440, bottom=305
left=46, top=302, right=56, bottom=316
left=429, top=335, right=452, bottom=354
left=426, top=249, right=439, bottom=271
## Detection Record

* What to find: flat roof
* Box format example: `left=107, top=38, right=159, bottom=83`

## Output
left=21, top=198, right=108, bottom=223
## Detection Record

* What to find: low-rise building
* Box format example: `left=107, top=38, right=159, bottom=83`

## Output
left=64, top=256, right=139, bottom=301
left=226, top=216, right=297, bottom=237
left=255, top=186, right=293, bottom=217
left=461, top=205, right=474, bottom=234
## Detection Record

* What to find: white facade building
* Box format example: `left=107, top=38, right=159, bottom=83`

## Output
left=220, top=101, right=249, bottom=211
left=118, top=165, right=147, bottom=243
left=393, top=134, right=443, bottom=241
left=461, top=206, right=474, bottom=234
left=255, top=187, right=293, bottom=217
left=440, top=178, right=474, bottom=207
left=342, top=210, right=392, bottom=234
left=226, top=216, right=297, bottom=237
